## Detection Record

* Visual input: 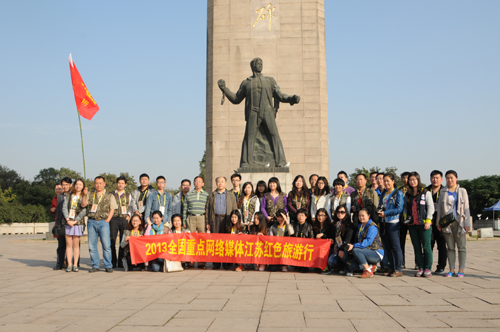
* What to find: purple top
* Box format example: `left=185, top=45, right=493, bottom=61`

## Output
left=261, top=194, right=288, bottom=218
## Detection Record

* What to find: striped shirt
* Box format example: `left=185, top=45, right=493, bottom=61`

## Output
left=182, top=189, right=209, bottom=223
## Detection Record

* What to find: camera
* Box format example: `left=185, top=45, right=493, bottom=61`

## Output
left=377, top=206, right=386, bottom=214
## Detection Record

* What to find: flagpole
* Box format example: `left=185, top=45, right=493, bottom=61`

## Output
left=77, top=111, right=87, bottom=180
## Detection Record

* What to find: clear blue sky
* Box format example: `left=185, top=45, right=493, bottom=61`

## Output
left=1, top=1, right=498, bottom=188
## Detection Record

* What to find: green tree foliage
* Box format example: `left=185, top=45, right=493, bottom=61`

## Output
left=460, top=175, right=500, bottom=220
left=199, top=150, right=206, bottom=190
left=93, top=172, right=137, bottom=193
left=33, top=167, right=60, bottom=187
left=0, top=188, right=16, bottom=203
left=0, top=165, right=23, bottom=190
left=347, top=166, right=403, bottom=189
left=0, top=200, right=49, bottom=224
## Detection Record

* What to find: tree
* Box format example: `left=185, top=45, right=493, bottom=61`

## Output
left=199, top=150, right=206, bottom=190
left=460, top=175, right=500, bottom=220
left=33, top=167, right=60, bottom=188
left=58, top=167, right=83, bottom=181
left=92, top=172, right=138, bottom=193
left=0, top=165, right=23, bottom=190
left=347, top=166, right=403, bottom=189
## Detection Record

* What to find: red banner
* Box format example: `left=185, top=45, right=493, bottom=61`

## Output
left=129, top=233, right=330, bottom=269
left=69, top=54, right=99, bottom=120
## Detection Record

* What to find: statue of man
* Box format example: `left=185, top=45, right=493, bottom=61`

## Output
left=218, top=57, right=300, bottom=168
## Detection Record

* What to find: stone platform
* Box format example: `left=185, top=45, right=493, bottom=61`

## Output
left=0, top=235, right=499, bottom=331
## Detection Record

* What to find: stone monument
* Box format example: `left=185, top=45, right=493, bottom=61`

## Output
left=206, top=0, right=329, bottom=192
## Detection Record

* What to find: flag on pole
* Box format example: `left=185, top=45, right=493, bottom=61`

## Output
left=69, top=54, right=99, bottom=120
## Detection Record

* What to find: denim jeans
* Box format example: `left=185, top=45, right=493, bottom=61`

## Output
left=151, top=258, right=165, bottom=272
left=327, top=252, right=348, bottom=269
left=88, top=219, right=112, bottom=269
left=351, top=248, right=381, bottom=270
left=382, top=222, right=403, bottom=272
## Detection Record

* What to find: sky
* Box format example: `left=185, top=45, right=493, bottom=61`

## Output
left=1, top=0, right=499, bottom=188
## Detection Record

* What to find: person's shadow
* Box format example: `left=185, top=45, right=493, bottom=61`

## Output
left=9, top=257, right=91, bottom=269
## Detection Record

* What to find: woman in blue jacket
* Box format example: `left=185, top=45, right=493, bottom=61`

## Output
left=377, top=173, right=404, bottom=277
left=346, top=208, right=384, bottom=278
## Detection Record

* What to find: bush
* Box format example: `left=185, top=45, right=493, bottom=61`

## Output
left=0, top=201, right=50, bottom=224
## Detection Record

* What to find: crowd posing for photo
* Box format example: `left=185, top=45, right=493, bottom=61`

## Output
left=51, top=169, right=471, bottom=278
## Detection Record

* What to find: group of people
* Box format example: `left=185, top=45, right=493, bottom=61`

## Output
left=51, top=169, right=470, bottom=278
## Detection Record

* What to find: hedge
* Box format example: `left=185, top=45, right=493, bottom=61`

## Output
left=0, top=203, right=50, bottom=224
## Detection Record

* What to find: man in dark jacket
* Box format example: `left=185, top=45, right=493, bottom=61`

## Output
left=426, top=170, right=447, bottom=275
left=205, top=176, right=238, bottom=269
left=54, top=177, right=72, bottom=270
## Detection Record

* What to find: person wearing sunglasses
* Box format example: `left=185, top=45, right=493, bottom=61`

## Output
left=323, top=205, right=355, bottom=275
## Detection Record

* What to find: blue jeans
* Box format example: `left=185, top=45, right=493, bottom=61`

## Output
left=328, top=252, right=348, bottom=269
left=88, top=219, right=112, bottom=269
left=151, top=258, right=165, bottom=272
left=351, top=248, right=381, bottom=270
left=383, top=222, right=403, bottom=272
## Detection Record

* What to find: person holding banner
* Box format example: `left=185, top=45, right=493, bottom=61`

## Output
left=121, top=214, right=145, bottom=271
left=346, top=208, right=384, bottom=278
left=227, top=210, right=245, bottom=271
left=268, top=209, right=294, bottom=272
left=206, top=176, right=238, bottom=270
left=248, top=212, right=268, bottom=271
left=238, top=182, right=260, bottom=231
left=87, top=176, right=117, bottom=273
left=62, top=179, right=87, bottom=272
left=145, top=210, right=171, bottom=272
left=145, top=176, right=173, bottom=229
left=293, top=208, right=314, bottom=273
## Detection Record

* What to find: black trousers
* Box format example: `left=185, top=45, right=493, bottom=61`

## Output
left=56, top=235, right=66, bottom=267
left=212, top=215, right=226, bottom=270
left=431, top=224, right=447, bottom=270
left=110, top=217, right=128, bottom=268
left=399, top=222, right=408, bottom=267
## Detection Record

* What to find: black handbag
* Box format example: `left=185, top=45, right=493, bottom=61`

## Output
left=51, top=224, right=66, bottom=236
left=439, top=187, right=459, bottom=228
left=439, top=212, right=456, bottom=228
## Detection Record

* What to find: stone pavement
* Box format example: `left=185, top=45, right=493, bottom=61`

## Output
left=0, top=235, right=499, bottom=332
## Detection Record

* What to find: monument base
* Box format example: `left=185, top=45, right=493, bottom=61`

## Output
left=239, top=170, right=293, bottom=194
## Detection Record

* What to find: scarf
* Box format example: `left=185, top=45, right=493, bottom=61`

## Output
left=151, top=222, right=165, bottom=235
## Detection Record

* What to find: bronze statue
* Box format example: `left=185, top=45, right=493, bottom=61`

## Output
left=218, top=57, right=300, bottom=169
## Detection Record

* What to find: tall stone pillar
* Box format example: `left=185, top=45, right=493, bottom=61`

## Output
left=206, top=0, right=329, bottom=192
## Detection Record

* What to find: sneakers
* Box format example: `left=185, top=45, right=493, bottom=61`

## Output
left=281, top=266, right=288, bottom=272
left=259, top=266, right=265, bottom=272
left=390, top=271, right=403, bottom=277
left=66, top=265, right=73, bottom=273
left=457, top=272, right=464, bottom=278
left=88, top=268, right=99, bottom=273
left=370, top=265, right=377, bottom=274
left=445, top=271, right=454, bottom=277
left=423, top=269, right=432, bottom=277
left=321, top=269, right=335, bottom=275
left=235, top=265, right=243, bottom=272
left=105, top=268, right=113, bottom=273
left=360, top=269, right=374, bottom=278
left=346, top=271, right=353, bottom=277
left=434, top=268, right=445, bottom=275
left=415, top=269, right=423, bottom=277
left=72, top=266, right=79, bottom=272
left=339, top=270, right=346, bottom=275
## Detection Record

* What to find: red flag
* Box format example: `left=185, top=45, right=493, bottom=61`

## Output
left=69, top=54, right=99, bottom=120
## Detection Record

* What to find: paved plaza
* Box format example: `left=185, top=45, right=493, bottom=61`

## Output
left=0, top=235, right=499, bottom=332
